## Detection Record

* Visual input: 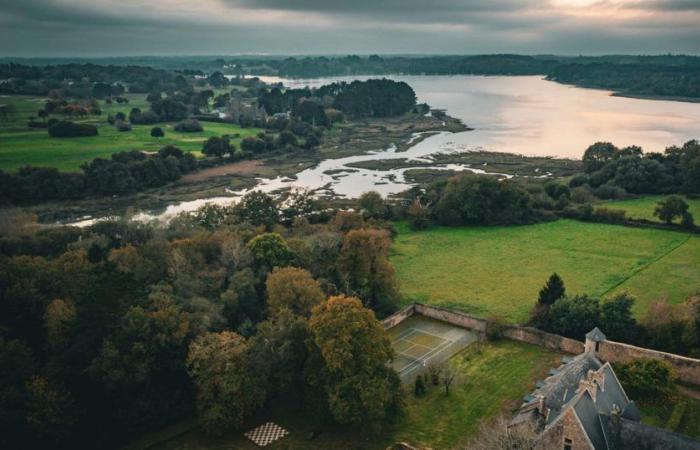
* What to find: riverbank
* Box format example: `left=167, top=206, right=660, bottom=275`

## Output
left=30, top=112, right=468, bottom=224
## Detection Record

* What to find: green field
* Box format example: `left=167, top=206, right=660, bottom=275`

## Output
left=602, top=195, right=700, bottom=224
left=391, top=219, right=700, bottom=322
left=146, top=340, right=559, bottom=450
left=0, top=94, right=262, bottom=171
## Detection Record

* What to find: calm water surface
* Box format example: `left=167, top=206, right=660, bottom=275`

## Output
left=70, top=75, right=700, bottom=224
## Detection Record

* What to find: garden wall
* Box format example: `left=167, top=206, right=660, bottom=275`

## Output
left=382, top=304, right=415, bottom=329
left=384, top=303, right=584, bottom=354
left=502, top=326, right=585, bottom=354
left=597, top=340, right=700, bottom=386
left=413, top=303, right=489, bottom=333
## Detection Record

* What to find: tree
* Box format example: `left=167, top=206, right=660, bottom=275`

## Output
left=414, top=375, right=426, bottom=396
left=24, top=376, right=76, bottom=443
left=44, top=299, right=76, bottom=349
left=600, top=293, right=639, bottom=342
left=441, top=364, right=458, bottom=396
left=249, top=309, right=309, bottom=396
left=582, top=142, right=619, bottom=173
left=240, top=136, right=267, bottom=153
left=338, top=229, right=398, bottom=314
left=537, top=273, right=565, bottom=306
left=247, top=233, right=294, bottom=270
left=307, top=296, right=401, bottom=429
left=406, top=198, right=431, bottom=230
left=266, top=267, right=325, bottom=317
left=202, top=136, right=233, bottom=158
left=543, top=295, right=600, bottom=340
left=358, top=191, right=386, bottom=219
left=614, top=359, right=675, bottom=399
left=150, top=127, right=164, bottom=138
left=654, top=196, right=690, bottom=224
left=186, top=331, right=265, bottom=434
left=237, top=191, right=278, bottom=229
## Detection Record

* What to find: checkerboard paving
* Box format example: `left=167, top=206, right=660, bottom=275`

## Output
left=244, top=422, right=289, bottom=447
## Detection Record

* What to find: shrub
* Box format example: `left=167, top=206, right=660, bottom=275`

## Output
left=614, top=359, right=675, bottom=399
left=150, top=127, right=164, bottom=138
left=240, top=136, right=267, bottom=153
left=569, top=174, right=589, bottom=188
left=48, top=121, right=98, bottom=138
left=485, top=316, right=507, bottom=341
left=594, top=183, right=626, bottom=200
left=173, top=118, right=203, bottom=132
left=115, top=121, right=132, bottom=132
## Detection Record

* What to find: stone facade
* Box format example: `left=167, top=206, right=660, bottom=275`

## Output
left=538, top=408, right=594, bottom=450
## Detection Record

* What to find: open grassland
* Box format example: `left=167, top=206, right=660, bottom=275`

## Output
left=602, top=195, right=700, bottom=224
left=146, top=341, right=559, bottom=450
left=391, top=220, right=700, bottom=322
left=0, top=94, right=262, bottom=171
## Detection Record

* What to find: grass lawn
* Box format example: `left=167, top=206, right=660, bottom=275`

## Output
left=601, top=195, right=700, bottom=224
left=148, top=340, right=559, bottom=450
left=0, top=94, right=262, bottom=171
left=638, top=393, right=700, bottom=440
left=390, top=219, right=700, bottom=322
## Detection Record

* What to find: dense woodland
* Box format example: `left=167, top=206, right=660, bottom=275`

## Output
left=0, top=194, right=403, bottom=448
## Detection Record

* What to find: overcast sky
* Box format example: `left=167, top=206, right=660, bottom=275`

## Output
left=0, top=0, right=699, bottom=56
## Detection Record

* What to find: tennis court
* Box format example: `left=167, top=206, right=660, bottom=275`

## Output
left=388, top=315, right=480, bottom=382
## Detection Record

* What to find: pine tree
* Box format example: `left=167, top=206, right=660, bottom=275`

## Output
left=538, top=273, right=565, bottom=306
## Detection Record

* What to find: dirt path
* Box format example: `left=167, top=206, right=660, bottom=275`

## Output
left=181, top=160, right=265, bottom=183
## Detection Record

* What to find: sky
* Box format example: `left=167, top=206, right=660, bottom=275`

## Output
left=0, top=0, right=699, bottom=57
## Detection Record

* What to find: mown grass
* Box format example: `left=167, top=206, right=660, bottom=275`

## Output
left=0, top=94, right=262, bottom=171
left=639, top=393, right=700, bottom=440
left=390, top=219, right=699, bottom=322
left=602, top=195, right=700, bottom=224
left=148, top=340, right=559, bottom=450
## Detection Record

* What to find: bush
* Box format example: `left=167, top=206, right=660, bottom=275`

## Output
left=150, top=127, right=164, bottom=138
left=48, top=121, right=98, bottom=138
left=173, top=118, right=203, bottom=132
left=594, top=183, right=626, bottom=200
left=592, top=207, right=627, bottom=223
left=569, top=174, right=589, bottom=188
left=614, top=359, right=675, bottom=399
left=485, top=316, right=507, bottom=341
left=240, top=136, right=267, bottom=153
left=115, top=121, right=132, bottom=132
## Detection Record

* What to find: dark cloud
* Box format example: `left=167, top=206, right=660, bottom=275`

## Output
left=0, top=0, right=697, bottom=56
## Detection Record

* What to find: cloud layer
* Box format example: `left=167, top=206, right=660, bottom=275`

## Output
left=0, top=0, right=698, bottom=56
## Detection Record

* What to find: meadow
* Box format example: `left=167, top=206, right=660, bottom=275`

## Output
left=390, top=219, right=700, bottom=322
left=0, top=94, right=262, bottom=171
left=602, top=195, right=700, bottom=224
left=144, top=340, right=560, bottom=450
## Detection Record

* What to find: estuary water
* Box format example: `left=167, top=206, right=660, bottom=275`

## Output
left=72, top=75, right=700, bottom=224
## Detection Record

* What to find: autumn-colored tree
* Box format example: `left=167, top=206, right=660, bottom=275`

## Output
left=307, top=296, right=401, bottom=429
left=338, top=229, right=398, bottom=313
left=266, top=267, right=325, bottom=317
left=331, top=210, right=365, bottom=232
left=44, top=299, right=76, bottom=349
left=24, top=376, right=76, bottom=443
left=186, top=331, right=265, bottom=435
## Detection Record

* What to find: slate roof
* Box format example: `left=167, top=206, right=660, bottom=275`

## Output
left=511, top=349, right=700, bottom=449
left=586, top=327, right=607, bottom=342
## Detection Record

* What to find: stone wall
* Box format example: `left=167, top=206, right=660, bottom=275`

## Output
left=413, top=303, right=489, bottom=333
left=502, top=326, right=585, bottom=355
left=381, top=303, right=415, bottom=329
left=597, top=340, right=700, bottom=386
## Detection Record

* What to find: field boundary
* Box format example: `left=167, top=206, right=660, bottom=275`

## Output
left=599, top=234, right=693, bottom=297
